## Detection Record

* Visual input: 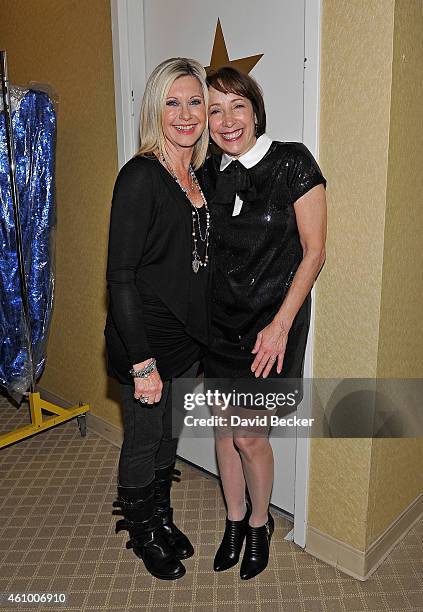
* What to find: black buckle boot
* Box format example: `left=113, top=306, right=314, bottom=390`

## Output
left=154, top=463, right=194, bottom=560
left=214, top=499, right=252, bottom=572
left=113, top=480, right=186, bottom=580
left=240, top=512, right=274, bottom=580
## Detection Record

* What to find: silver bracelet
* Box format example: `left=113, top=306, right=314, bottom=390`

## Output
left=129, top=358, right=157, bottom=378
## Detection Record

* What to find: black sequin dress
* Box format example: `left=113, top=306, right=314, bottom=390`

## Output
left=200, top=139, right=326, bottom=380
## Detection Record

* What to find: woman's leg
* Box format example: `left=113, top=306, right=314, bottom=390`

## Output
left=116, top=383, right=185, bottom=580
left=212, top=425, right=251, bottom=573
left=151, top=361, right=200, bottom=560
left=233, top=431, right=275, bottom=580
left=233, top=435, right=274, bottom=527
left=151, top=382, right=176, bottom=469
left=118, top=382, right=170, bottom=486
left=214, top=402, right=274, bottom=523
left=154, top=360, right=200, bottom=468
left=215, top=435, right=247, bottom=520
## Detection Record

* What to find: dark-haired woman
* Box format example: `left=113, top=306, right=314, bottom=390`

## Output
left=200, top=67, right=327, bottom=580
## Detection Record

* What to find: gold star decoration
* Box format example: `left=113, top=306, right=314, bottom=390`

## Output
left=205, top=19, right=263, bottom=75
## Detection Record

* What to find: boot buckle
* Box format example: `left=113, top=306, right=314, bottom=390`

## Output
left=115, top=518, right=130, bottom=534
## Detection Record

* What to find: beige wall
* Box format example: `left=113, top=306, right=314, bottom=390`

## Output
left=1, top=0, right=421, bottom=556
left=309, top=0, right=395, bottom=552
left=0, top=0, right=122, bottom=425
left=370, top=0, right=423, bottom=545
left=314, top=0, right=394, bottom=380
left=309, top=0, right=423, bottom=552
left=377, top=0, right=423, bottom=380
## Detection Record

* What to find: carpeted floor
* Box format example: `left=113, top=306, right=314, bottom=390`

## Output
left=0, top=396, right=422, bottom=612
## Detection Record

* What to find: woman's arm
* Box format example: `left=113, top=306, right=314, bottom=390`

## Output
left=107, top=158, right=163, bottom=401
left=251, top=183, right=327, bottom=378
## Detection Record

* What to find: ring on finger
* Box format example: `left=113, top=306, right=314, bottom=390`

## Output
left=138, top=396, right=149, bottom=404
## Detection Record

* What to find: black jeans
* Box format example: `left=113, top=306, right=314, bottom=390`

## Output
left=118, top=361, right=199, bottom=487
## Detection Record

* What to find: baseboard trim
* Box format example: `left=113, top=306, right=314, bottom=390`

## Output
left=306, top=493, right=423, bottom=580
left=85, top=410, right=123, bottom=447
left=36, top=386, right=124, bottom=447
left=35, top=386, right=80, bottom=409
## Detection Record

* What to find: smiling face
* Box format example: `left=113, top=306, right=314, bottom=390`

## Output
left=208, top=86, right=257, bottom=157
left=162, top=75, right=206, bottom=153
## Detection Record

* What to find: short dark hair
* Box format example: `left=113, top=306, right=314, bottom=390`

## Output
left=206, top=67, right=266, bottom=137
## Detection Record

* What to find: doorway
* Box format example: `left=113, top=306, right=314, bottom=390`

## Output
left=110, top=0, right=323, bottom=548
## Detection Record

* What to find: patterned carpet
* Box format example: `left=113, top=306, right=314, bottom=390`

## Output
left=0, top=395, right=422, bottom=612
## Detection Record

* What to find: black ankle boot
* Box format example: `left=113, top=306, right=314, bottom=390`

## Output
left=240, top=512, right=274, bottom=580
left=213, top=500, right=251, bottom=572
left=154, top=463, right=194, bottom=560
left=113, top=480, right=186, bottom=580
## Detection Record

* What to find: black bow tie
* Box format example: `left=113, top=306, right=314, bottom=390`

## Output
left=213, top=160, right=258, bottom=205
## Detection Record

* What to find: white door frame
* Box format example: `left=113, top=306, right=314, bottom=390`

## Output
left=110, top=0, right=323, bottom=549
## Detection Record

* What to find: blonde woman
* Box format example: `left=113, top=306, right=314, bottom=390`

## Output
left=105, top=58, right=209, bottom=580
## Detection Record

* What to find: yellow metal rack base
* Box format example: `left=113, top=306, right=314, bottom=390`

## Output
left=0, top=392, right=89, bottom=449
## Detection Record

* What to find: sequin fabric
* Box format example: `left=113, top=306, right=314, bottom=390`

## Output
left=0, top=89, right=56, bottom=398
left=200, top=141, right=326, bottom=379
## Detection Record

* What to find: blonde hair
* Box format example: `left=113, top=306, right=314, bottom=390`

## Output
left=135, top=57, right=209, bottom=169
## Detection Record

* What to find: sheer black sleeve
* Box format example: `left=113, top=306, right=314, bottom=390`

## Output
left=286, top=142, right=326, bottom=205
left=106, top=157, right=154, bottom=365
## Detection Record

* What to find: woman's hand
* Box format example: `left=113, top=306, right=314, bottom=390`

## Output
left=251, top=318, right=291, bottom=378
left=132, top=360, right=163, bottom=404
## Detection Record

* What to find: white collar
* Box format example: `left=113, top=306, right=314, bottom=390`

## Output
left=220, top=133, right=273, bottom=171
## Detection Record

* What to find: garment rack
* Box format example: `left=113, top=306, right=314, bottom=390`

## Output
left=0, top=49, right=89, bottom=449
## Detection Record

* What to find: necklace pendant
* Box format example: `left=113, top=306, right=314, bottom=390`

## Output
left=192, top=258, right=200, bottom=274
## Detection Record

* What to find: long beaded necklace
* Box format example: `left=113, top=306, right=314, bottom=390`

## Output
left=161, top=156, right=210, bottom=273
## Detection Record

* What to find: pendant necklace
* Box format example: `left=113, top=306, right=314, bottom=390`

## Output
left=161, top=155, right=210, bottom=273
